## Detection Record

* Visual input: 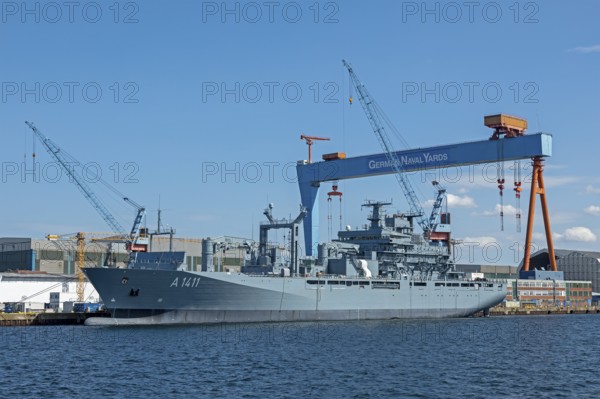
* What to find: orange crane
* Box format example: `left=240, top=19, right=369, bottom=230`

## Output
left=300, top=134, right=330, bottom=163
left=46, top=232, right=87, bottom=301
left=47, top=232, right=118, bottom=301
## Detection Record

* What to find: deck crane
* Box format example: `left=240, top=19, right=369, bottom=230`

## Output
left=428, top=181, right=447, bottom=233
left=25, top=121, right=148, bottom=253
left=300, top=135, right=330, bottom=164
left=343, top=60, right=443, bottom=237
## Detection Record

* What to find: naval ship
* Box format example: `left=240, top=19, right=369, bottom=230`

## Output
left=84, top=201, right=506, bottom=325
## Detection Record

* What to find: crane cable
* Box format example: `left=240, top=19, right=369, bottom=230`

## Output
left=373, top=100, right=428, bottom=205
left=514, top=160, right=522, bottom=232
left=39, top=135, right=136, bottom=229
left=497, top=142, right=505, bottom=231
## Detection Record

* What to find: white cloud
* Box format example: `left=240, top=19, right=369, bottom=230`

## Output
left=447, top=194, right=477, bottom=208
left=480, top=204, right=519, bottom=216
left=553, top=232, right=562, bottom=240
left=423, top=194, right=476, bottom=208
left=585, top=185, right=600, bottom=194
left=554, top=227, right=597, bottom=242
left=460, top=236, right=498, bottom=246
left=569, top=45, right=600, bottom=54
left=584, top=205, right=600, bottom=216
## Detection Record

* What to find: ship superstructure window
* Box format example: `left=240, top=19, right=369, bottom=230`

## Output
left=413, top=282, right=427, bottom=287
left=307, top=280, right=325, bottom=285
left=435, top=283, right=445, bottom=287
left=372, top=281, right=400, bottom=288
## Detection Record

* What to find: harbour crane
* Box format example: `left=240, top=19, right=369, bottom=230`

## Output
left=428, top=181, right=447, bottom=233
left=300, top=134, right=330, bottom=163
left=342, top=60, right=443, bottom=236
left=46, top=232, right=86, bottom=301
left=25, top=121, right=148, bottom=253
left=46, top=231, right=125, bottom=301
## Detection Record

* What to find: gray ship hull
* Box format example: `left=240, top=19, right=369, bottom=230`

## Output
left=84, top=268, right=506, bottom=326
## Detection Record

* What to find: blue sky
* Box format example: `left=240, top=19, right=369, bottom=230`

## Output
left=1, top=0, right=599, bottom=265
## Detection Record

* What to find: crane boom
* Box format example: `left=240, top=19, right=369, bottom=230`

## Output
left=342, top=60, right=430, bottom=233
left=25, top=121, right=127, bottom=235
left=428, top=181, right=447, bottom=232
left=25, top=122, right=147, bottom=248
left=124, top=197, right=146, bottom=241
left=300, top=134, right=330, bottom=164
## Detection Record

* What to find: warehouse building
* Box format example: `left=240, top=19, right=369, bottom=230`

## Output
left=0, top=271, right=99, bottom=312
left=518, top=248, right=600, bottom=294
left=0, top=237, right=129, bottom=273
left=457, top=260, right=593, bottom=307
left=455, top=264, right=519, bottom=279
left=0, top=236, right=249, bottom=274
left=505, top=278, right=592, bottom=307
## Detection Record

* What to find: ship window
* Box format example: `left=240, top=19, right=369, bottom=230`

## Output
left=328, top=281, right=339, bottom=285
left=346, top=281, right=353, bottom=286
left=358, top=281, right=370, bottom=286
left=307, top=280, right=325, bottom=285
left=352, top=281, right=359, bottom=285
left=414, top=282, right=426, bottom=287
left=435, top=283, right=445, bottom=287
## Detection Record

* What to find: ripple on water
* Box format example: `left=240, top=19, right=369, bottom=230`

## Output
left=2, top=316, right=600, bottom=398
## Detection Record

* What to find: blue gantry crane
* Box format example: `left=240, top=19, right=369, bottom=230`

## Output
left=296, top=61, right=556, bottom=271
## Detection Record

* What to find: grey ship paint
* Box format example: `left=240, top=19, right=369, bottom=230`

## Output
left=84, top=202, right=506, bottom=325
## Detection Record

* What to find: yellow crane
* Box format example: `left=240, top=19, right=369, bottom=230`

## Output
left=47, top=232, right=115, bottom=301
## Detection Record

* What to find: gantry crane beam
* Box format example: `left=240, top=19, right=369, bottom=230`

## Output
left=297, top=132, right=553, bottom=256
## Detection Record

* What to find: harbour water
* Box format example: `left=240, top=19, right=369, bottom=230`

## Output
left=2, top=315, right=599, bottom=398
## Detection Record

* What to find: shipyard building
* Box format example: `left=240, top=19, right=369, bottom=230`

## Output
left=520, top=249, right=600, bottom=294
left=456, top=259, right=594, bottom=307
left=0, top=236, right=248, bottom=274
left=0, top=236, right=249, bottom=311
